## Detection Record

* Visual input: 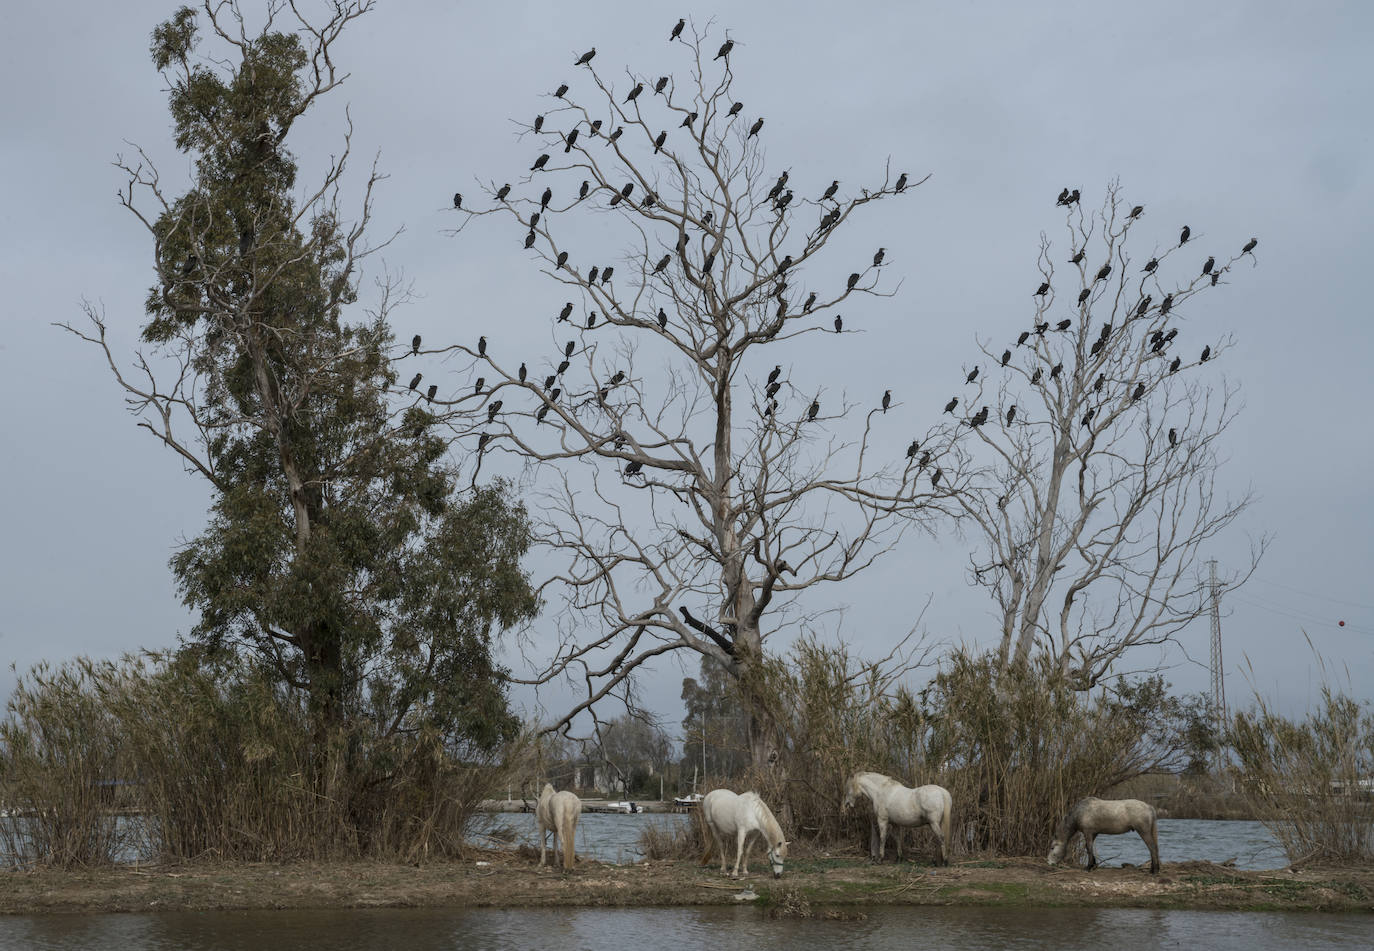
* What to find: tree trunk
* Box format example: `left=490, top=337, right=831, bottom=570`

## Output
left=1010, top=433, right=1072, bottom=667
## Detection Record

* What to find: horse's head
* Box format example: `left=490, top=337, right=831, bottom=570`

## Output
left=841, top=775, right=859, bottom=812
left=768, top=839, right=789, bottom=879
left=1046, top=839, right=1066, bottom=866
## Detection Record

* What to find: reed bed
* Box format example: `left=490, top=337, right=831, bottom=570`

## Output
left=738, top=641, right=1203, bottom=860
left=637, top=805, right=708, bottom=861
left=0, top=653, right=521, bottom=866
left=1230, top=686, right=1373, bottom=863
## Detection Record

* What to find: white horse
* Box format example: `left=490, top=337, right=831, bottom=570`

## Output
left=842, top=771, right=952, bottom=865
left=536, top=783, right=582, bottom=871
left=1048, top=796, right=1160, bottom=874
left=700, top=789, right=789, bottom=879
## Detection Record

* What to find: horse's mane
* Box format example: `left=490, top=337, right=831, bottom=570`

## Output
left=745, top=792, right=784, bottom=846
left=1056, top=797, right=1095, bottom=840
left=850, top=771, right=896, bottom=794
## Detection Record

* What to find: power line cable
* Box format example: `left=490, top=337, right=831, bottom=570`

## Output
left=1229, top=594, right=1373, bottom=635
left=1253, top=576, right=1374, bottom=611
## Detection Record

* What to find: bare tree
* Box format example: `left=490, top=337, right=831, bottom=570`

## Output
left=956, top=184, right=1265, bottom=687
left=450, top=23, right=965, bottom=768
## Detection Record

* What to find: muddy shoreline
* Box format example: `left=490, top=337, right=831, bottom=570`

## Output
left=2, top=851, right=1370, bottom=916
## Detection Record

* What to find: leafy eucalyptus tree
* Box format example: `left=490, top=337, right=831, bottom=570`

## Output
left=64, top=1, right=539, bottom=786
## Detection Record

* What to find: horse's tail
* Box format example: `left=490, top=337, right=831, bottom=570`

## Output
left=561, top=810, right=577, bottom=871
left=940, top=791, right=952, bottom=864
left=699, top=820, right=715, bottom=866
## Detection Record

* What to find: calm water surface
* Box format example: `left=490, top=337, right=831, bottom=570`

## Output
left=3, top=815, right=1293, bottom=870
left=516, top=814, right=1288, bottom=870
left=2, top=906, right=1369, bottom=950
left=1088, top=818, right=1287, bottom=870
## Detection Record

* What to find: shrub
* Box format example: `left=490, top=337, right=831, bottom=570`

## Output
left=0, top=659, right=131, bottom=867
left=1230, top=687, right=1373, bottom=863
left=742, top=640, right=1202, bottom=860
left=0, top=653, right=522, bottom=865
left=638, top=806, right=707, bottom=861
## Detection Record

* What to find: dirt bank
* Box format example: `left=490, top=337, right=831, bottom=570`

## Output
left=3, top=851, right=1370, bottom=916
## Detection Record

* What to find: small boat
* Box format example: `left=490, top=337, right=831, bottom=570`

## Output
left=606, top=801, right=642, bottom=814
left=672, top=793, right=704, bottom=809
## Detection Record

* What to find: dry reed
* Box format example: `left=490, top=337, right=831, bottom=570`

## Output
left=1230, top=686, right=1373, bottom=863
left=0, top=653, right=522, bottom=865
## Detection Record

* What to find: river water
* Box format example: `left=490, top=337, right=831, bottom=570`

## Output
left=493, top=814, right=1290, bottom=871
left=1, top=905, right=1369, bottom=950
left=0, top=814, right=1295, bottom=871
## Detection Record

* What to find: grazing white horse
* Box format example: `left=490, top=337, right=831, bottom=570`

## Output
left=842, top=771, right=952, bottom=865
left=536, top=783, right=582, bottom=871
left=700, top=789, right=789, bottom=879
left=1048, top=796, right=1160, bottom=874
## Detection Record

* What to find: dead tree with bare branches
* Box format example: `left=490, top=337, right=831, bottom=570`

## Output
left=451, top=22, right=965, bottom=769
left=956, top=184, right=1265, bottom=687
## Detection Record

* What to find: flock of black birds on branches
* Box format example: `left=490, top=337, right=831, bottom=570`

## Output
left=411, top=21, right=1257, bottom=494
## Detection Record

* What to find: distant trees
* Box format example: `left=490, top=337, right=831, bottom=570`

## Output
left=955, top=186, right=1263, bottom=686
left=63, top=1, right=538, bottom=803
left=589, top=714, right=675, bottom=796
left=454, top=21, right=962, bottom=769
left=680, top=654, right=751, bottom=781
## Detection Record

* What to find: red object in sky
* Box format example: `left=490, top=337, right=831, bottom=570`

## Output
left=1338, top=620, right=1345, bottom=627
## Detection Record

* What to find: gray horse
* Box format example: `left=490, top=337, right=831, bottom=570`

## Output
left=1047, top=797, right=1160, bottom=874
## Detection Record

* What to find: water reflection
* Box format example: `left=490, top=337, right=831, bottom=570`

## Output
left=3, top=906, right=1370, bottom=951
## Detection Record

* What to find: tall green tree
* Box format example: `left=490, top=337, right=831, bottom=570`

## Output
left=65, top=2, right=538, bottom=778
left=680, top=655, right=751, bottom=781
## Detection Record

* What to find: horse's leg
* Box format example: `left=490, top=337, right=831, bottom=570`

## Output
left=539, top=825, right=547, bottom=867
left=733, top=828, right=748, bottom=878
left=1142, top=823, right=1160, bottom=874
left=741, top=831, right=756, bottom=877
left=868, top=817, right=879, bottom=861
left=876, top=814, right=889, bottom=863
left=716, top=829, right=730, bottom=874
left=1084, top=832, right=1098, bottom=871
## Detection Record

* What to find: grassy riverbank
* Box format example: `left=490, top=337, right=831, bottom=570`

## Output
left=3, top=851, right=1370, bottom=916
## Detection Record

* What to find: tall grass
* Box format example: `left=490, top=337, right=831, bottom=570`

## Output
left=0, top=659, right=131, bottom=867
left=1230, top=686, right=1373, bottom=863
left=638, top=804, right=708, bottom=861
left=921, top=652, right=1196, bottom=857
left=741, top=640, right=1202, bottom=860
left=0, top=653, right=522, bottom=866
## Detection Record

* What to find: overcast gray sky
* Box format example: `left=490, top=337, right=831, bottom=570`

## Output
left=2, top=1, right=1371, bottom=737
